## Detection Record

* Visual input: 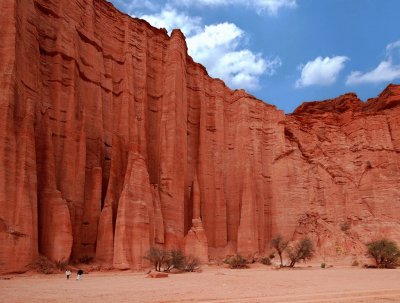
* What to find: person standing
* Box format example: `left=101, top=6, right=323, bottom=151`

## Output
left=65, top=269, right=71, bottom=280
left=76, top=269, right=84, bottom=280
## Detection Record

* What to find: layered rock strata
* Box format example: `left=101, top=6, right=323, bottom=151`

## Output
left=1, top=0, right=400, bottom=273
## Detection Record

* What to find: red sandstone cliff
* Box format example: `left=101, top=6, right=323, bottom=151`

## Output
left=1, top=0, right=400, bottom=273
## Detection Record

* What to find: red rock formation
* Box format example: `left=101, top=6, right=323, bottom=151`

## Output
left=112, top=152, right=154, bottom=270
left=1, top=0, right=400, bottom=273
left=184, top=174, right=208, bottom=263
left=184, top=218, right=209, bottom=264
left=237, top=167, right=259, bottom=257
left=274, top=84, right=400, bottom=257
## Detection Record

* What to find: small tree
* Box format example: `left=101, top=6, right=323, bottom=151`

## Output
left=367, top=239, right=400, bottom=268
left=144, top=246, right=167, bottom=272
left=287, top=237, right=314, bottom=267
left=271, top=235, right=288, bottom=267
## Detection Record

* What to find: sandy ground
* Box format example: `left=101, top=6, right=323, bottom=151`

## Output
left=1, top=265, right=400, bottom=303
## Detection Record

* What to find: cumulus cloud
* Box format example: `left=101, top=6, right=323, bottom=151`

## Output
left=139, top=7, right=202, bottom=36
left=186, top=22, right=243, bottom=58
left=173, top=0, right=297, bottom=15
left=213, top=51, right=281, bottom=89
left=295, top=56, right=349, bottom=88
left=346, top=40, right=400, bottom=85
left=187, top=23, right=282, bottom=89
left=138, top=9, right=281, bottom=90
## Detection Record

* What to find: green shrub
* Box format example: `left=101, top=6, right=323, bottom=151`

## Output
left=260, top=256, right=271, bottom=265
left=366, top=239, right=400, bottom=268
left=226, top=255, right=248, bottom=269
left=287, top=238, right=314, bottom=267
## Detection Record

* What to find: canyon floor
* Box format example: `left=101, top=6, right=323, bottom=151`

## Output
left=1, top=264, right=400, bottom=303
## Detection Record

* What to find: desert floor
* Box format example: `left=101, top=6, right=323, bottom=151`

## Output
left=1, top=265, right=400, bottom=303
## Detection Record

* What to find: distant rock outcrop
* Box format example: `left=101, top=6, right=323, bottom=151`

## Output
left=1, top=0, right=400, bottom=273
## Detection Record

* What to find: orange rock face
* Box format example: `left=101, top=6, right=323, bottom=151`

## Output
left=277, top=86, right=400, bottom=257
left=1, top=0, right=400, bottom=273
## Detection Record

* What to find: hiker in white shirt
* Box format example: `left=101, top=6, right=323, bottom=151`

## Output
left=65, top=269, right=72, bottom=280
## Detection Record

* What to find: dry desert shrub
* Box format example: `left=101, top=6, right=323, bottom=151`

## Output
left=144, top=246, right=168, bottom=272
left=183, top=256, right=201, bottom=272
left=55, top=260, right=68, bottom=271
left=226, top=254, right=248, bottom=269
left=260, top=256, right=271, bottom=265
left=144, top=246, right=201, bottom=272
left=366, top=239, right=400, bottom=268
left=34, top=255, right=56, bottom=274
left=164, top=249, right=186, bottom=272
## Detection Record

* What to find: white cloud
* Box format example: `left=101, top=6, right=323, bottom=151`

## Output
left=252, top=0, right=297, bottom=14
left=139, top=7, right=202, bottom=36
left=173, top=0, right=297, bottom=15
left=346, top=40, right=400, bottom=85
left=187, top=23, right=281, bottom=89
left=188, top=23, right=242, bottom=52
left=186, top=23, right=243, bottom=63
left=295, top=56, right=349, bottom=88
left=213, top=51, right=281, bottom=89
left=386, top=40, right=400, bottom=54
left=138, top=10, right=281, bottom=90
left=346, top=62, right=400, bottom=85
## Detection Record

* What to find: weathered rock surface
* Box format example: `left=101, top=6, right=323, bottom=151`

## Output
left=278, top=85, right=400, bottom=257
left=183, top=174, right=209, bottom=263
left=1, top=0, right=400, bottom=273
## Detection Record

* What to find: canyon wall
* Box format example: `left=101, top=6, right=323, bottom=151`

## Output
left=0, top=0, right=399, bottom=273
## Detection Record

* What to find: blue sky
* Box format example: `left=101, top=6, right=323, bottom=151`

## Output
left=109, top=0, right=400, bottom=112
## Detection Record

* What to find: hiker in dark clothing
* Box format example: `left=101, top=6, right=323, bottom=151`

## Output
left=76, top=269, right=84, bottom=280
